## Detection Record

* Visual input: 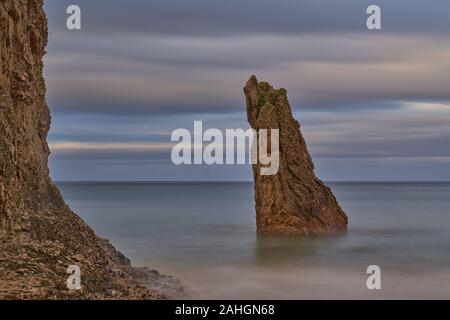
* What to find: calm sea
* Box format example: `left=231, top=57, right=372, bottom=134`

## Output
left=57, top=182, right=450, bottom=299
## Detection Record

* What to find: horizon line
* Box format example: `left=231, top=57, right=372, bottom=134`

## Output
left=53, top=180, right=450, bottom=184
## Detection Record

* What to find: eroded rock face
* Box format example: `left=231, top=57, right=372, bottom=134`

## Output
left=0, top=0, right=64, bottom=237
left=0, top=0, right=175, bottom=299
left=244, top=76, right=348, bottom=236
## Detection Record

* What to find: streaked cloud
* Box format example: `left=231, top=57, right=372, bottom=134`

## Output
left=45, top=33, right=450, bottom=114
left=50, top=142, right=174, bottom=152
left=43, top=0, right=450, bottom=181
left=45, top=0, right=450, bottom=37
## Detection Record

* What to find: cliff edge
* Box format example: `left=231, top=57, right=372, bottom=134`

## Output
left=244, top=76, right=348, bottom=236
left=0, top=0, right=181, bottom=299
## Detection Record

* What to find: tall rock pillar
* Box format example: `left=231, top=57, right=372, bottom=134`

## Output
left=244, top=76, right=348, bottom=236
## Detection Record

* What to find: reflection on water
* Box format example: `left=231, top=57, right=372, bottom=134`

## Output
left=57, top=182, right=450, bottom=299
left=253, top=236, right=330, bottom=267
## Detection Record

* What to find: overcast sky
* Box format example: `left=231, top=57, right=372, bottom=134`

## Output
left=44, top=0, right=450, bottom=181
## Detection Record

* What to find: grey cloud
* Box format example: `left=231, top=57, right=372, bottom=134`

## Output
left=42, top=0, right=450, bottom=181
left=315, top=157, right=450, bottom=182
left=301, top=107, right=450, bottom=157
left=44, top=33, right=450, bottom=115
left=48, top=106, right=450, bottom=161
left=45, top=0, right=450, bottom=37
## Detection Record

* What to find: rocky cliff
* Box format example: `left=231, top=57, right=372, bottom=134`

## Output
left=0, top=0, right=180, bottom=299
left=244, top=76, right=348, bottom=236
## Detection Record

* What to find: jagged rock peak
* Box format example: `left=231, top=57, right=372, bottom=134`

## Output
left=244, top=75, right=348, bottom=236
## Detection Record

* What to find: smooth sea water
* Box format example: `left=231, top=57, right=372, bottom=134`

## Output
left=57, top=182, right=450, bottom=299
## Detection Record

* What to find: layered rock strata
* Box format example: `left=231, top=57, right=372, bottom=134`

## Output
left=0, top=0, right=182, bottom=299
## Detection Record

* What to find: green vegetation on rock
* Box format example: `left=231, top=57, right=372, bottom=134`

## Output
left=257, top=95, right=266, bottom=108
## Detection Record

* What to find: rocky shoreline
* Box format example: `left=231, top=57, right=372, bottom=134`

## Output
left=0, top=208, right=185, bottom=300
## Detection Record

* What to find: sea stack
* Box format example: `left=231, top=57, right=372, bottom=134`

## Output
left=244, top=76, right=348, bottom=236
left=0, top=0, right=175, bottom=299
